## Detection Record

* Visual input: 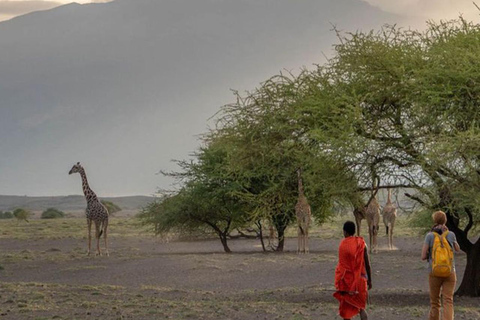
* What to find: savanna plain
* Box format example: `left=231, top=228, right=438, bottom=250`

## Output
left=1, top=215, right=479, bottom=320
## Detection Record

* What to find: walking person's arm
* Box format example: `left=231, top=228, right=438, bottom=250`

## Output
left=364, top=247, right=372, bottom=290
left=453, top=241, right=460, bottom=252
left=421, top=243, right=429, bottom=260
left=452, top=233, right=460, bottom=252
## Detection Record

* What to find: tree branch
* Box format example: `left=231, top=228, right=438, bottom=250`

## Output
left=357, top=184, right=414, bottom=192
left=464, top=207, right=474, bottom=235
left=404, top=193, right=427, bottom=206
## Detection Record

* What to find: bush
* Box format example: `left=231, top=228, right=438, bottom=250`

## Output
left=101, top=201, right=121, bottom=216
left=13, top=208, right=31, bottom=222
left=41, top=208, right=65, bottom=219
left=0, top=211, right=14, bottom=219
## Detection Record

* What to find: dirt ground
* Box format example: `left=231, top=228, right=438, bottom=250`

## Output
left=0, top=219, right=479, bottom=320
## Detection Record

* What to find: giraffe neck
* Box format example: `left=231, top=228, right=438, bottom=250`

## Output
left=387, top=189, right=392, bottom=204
left=298, top=170, right=304, bottom=197
left=79, top=169, right=98, bottom=202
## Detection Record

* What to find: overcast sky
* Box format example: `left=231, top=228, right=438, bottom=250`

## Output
left=0, top=0, right=478, bottom=197
left=0, top=0, right=108, bottom=21
left=1, top=0, right=478, bottom=22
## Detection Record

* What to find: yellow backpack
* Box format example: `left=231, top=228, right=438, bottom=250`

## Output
left=432, top=231, right=453, bottom=277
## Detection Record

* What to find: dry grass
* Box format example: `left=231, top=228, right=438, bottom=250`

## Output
left=0, top=217, right=149, bottom=240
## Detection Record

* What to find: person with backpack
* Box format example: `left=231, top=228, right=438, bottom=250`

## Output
left=421, top=211, right=460, bottom=320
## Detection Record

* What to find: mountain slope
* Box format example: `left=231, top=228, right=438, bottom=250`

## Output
left=0, top=0, right=400, bottom=196
left=0, top=194, right=155, bottom=212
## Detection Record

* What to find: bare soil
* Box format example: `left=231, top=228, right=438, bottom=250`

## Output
left=0, top=222, right=479, bottom=320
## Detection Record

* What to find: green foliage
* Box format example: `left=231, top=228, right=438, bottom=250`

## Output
left=101, top=201, right=122, bottom=215
left=0, top=211, right=14, bottom=219
left=213, top=72, right=358, bottom=242
left=13, top=208, right=30, bottom=222
left=311, top=18, right=480, bottom=295
left=41, top=208, right=65, bottom=219
left=145, top=17, right=480, bottom=262
left=139, top=141, right=250, bottom=252
left=408, top=209, right=435, bottom=235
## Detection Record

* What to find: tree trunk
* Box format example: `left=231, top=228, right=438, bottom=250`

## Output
left=456, top=240, right=480, bottom=296
left=271, top=211, right=291, bottom=252
left=443, top=205, right=479, bottom=297
left=205, top=220, right=232, bottom=253
left=219, top=232, right=231, bottom=253
left=276, top=226, right=286, bottom=252
left=256, top=221, right=267, bottom=252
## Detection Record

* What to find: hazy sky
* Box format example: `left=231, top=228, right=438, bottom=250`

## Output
left=365, top=0, right=479, bottom=21
left=0, top=0, right=478, bottom=197
left=0, top=0, right=478, bottom=22
left=0, top=0, right=108, bottom=21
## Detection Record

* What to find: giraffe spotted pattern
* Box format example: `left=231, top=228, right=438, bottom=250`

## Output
left=69, top=162, right=109, bottom=256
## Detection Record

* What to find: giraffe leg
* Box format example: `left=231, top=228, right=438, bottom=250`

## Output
left=390, top=221, right=394, bottom=250
left=368, top=224, right=373, bottom=253
left=87, top=219, right=92, bottom=256
left=104, top=219, right=109, bottom=256
left=305, top=225, right=309, bottom=254
left=95, top=222, right=101, bottom=256
left=297, top=226, right=301, bottom=254
left=355, top=216, right=361, bottom=237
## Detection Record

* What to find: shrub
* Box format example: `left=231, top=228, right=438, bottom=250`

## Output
left=13, top=208, right=31, bottom=222
left=101, top=201, right=121, bottom=216
left=0, top=211, right=14, bottom=219
left=41, top=208, right=65, bottom=219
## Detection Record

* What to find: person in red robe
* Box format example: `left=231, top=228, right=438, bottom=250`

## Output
left=333, top=221, right=372, bottom=320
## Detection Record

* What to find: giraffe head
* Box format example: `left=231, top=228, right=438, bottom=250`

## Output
left=68, top=162, right=84, bottom=175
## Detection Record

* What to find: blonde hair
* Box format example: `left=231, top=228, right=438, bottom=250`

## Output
left=432, top=211, right=447, bottom=225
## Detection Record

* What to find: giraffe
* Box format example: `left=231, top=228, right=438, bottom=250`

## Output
left=295, top=168, right=311, bottom=254
left=351, top=178, right=380, bottom=252
left=352, top=195, right=366, bottom=237
left=351, top=190, right=376, bottom=237
left=381, top=188, right=397, bottom=250
left=365, top=190, right=380, bottom=254
left=267, top=221, right=278, bottom=251
left=69, top=162, right=109, bottom=256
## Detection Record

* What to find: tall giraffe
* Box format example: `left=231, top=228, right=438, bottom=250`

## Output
left=381, top=188, right=397, bottom=250
left=352, top=178, right=380, bottom=253
left=69, top=162, right=109, bottom=256
left=366, top=194, right=380, bottom=253
left=295, top=168, right=311, bottom=254
left=351, top=189, right=377, bottom=237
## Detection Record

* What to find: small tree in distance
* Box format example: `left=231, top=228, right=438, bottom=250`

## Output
left=41, top=208, right=65, bottom=219
left=0, top=211, right=14, bottom=219
left=13, top=208, right=30, bottom=222
left=101, top=201, right=122, bottom=216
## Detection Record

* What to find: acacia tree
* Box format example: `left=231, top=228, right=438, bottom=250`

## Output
left=214, top=72, right=357, bottom=251
left=301, top=19, right=480, bottom=296
left=139, top=141, right=247, bottom=253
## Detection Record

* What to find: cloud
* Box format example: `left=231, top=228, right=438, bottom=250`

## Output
left=0, top=1, right=62, bottom=15
left=364, top=0, right=479, bottom=20
left=0, top=0, right=111, bottom=21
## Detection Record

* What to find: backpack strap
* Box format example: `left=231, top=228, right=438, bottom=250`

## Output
left=432, top=231, right=448, bottom=248
left=441, top=231, right=452, bottom=249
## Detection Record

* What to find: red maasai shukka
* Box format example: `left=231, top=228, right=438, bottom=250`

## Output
left=333, top=236, right=368, bottom=319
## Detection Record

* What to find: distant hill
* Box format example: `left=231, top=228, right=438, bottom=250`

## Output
left=0, top=0, right=401, bottom=197
left=0, top=195, right=156, bottom=212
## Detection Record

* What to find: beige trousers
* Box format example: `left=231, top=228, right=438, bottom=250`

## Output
left=428, top=272, right=456, bottom=320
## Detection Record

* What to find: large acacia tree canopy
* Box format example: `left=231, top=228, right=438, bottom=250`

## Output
left=143, top=18, right=480, bottom=295
left=216, top=18, right=480, bottom=294
left=296, top=19, right=480, bottom=296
